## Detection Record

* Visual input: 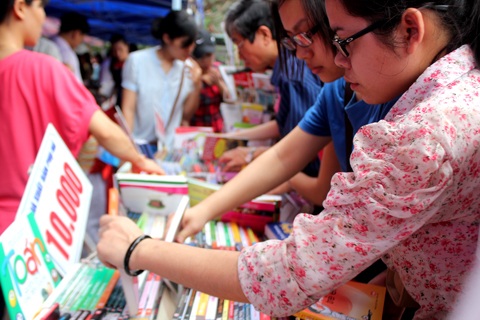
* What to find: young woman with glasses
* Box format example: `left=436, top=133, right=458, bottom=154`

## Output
left=98, top=0, right=480, bottom=319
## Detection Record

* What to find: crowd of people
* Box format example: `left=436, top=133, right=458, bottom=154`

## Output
left=1, top=0, right=480, bottom=319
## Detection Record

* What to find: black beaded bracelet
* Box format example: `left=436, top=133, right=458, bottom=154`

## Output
left=124, top=234, right=152, bottom=277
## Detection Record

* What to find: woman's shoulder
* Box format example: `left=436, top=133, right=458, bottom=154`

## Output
left=128, top=46, right=160, bottom=61
left=1, top=49, right=62, bottom=73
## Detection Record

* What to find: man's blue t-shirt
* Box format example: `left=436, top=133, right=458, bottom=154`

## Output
left=271, top=58, right=323, bottom=177
left=299, top=78, right=401, bottom=172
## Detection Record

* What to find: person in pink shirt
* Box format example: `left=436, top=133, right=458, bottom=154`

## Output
left=0, top=0, right=164, bottom=235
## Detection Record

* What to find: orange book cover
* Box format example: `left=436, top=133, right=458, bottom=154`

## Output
left=95, top=270, right=120, bottom=309
left=108, top=188, right=119, bottom=216
left=294, top=281, right=386, bottom=320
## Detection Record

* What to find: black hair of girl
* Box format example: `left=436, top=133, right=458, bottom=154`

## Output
left=225, top=0, right=276, bottom=43
left=338, top=0, right=480, bottom=66
left=151, top=10, right=198, bottom=48
left=270, top=0, right=336, bottom=77
left=0, top=0, right=49, bottom=24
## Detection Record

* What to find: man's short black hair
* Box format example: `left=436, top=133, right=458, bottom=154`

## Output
left=225, top=0, right=275, bottom=43
left=59, top=12, right=90, bottom=34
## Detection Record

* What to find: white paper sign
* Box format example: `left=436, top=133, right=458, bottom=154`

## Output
left=16, top=124, right=92, bottom=276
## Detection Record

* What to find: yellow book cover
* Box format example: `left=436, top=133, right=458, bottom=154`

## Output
left=294, top=281, right=386, bottom=320
left=196, top=293, right=210, bottom=320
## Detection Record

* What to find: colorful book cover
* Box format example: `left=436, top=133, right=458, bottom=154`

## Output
left=294, top=281, right=386, bottom=320
left=0, top=213, right=61, bottom=320
left=15, top=124, right=93, bottom=276
left=264, top=222, right=292, bottom=240
left=173, top=126, right=213, bottom=151
left=114, top=173, right=188, bottom=216
left=187, top=178, right=281, bottom=209
left=201, top=135, right=248, bottom=162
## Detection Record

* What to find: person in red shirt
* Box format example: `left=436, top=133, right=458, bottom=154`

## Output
left=189, top=30, right=229, bottom=133
left=0, top=0, right=164, bottom=234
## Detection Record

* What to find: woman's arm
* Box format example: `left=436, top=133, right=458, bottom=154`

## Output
left=288, top=141, right=341, bottom=205
left=88, top=110, right=164, bottom=174
left=122, top=88, right=137, bottom=131
left=182, top=84, right=203, bottom=122
left=182, top=59, right=203, bottom=122
left=175, top=127, right=332, bottom=242
left=224, top=120, right=280, bottom=140
left=98, top=215, right=247, bottom=302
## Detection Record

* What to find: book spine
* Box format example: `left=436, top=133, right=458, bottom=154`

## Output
left=64, top=267, right=96, bottom=311
left=85, top=268, right=114, bottom=310
left=144, top=275, right=162, bottom=317
left=238, top=227, right=250, bottom=248
left=246, top=228, right=259, bottom=245
left=196, top=292, right=210, bottom=320
left=189, top=291, right=202, bottom=320
left=204, top=222, right=212, bottom=249
left=222, top=300, right=230, bottom=320
left=228, top=301, right=235, bottom=320
left=223, top=223, right=232, bottom=248
left=95, top=270, right=120, bottom=309
left=138, top=272, right=155, bottom=315
left=230, top=222, right=243, bottom=251
left=108, top=188, right=119, bottom=216
left=210, top=221, right=218, bottom=249
left=259, top=313, right=271, bottom=320
left=183, top=289, right=197, bottom=320
left=52, top=264, right=85, bottom=307
left=60, top=266, right=91, bottom=308
left=80, top=267, right=109, bottom=310
left=205, top=296, right=218, bottom=320
left=233, top=302, right=239, bottom=320
left=215, top=298, right=224, bottom=320
left=180, top=289, right=194, bottom=320
left=149, top=282, right=166, bottom=320
left=172, top=288, right=189, bottom=320
left=250, top=304, right=260, bottom=320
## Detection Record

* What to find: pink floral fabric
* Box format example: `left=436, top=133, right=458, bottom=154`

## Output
left=238, top=45, right=480, bottom=320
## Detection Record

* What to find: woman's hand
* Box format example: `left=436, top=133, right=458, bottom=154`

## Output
left=132, top=155, right=165, bottom=174
left=218, top=147, right=251, bottom=172
left=97, top=215, right=145, bottom=270
left=165, top=207, right=209, bottom=243
left=186, top=58, right=203, bottom=89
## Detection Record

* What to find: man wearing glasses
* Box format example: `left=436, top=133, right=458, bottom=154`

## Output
left=220, top=0, right=323, bottom=184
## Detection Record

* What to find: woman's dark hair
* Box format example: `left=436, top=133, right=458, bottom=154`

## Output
left=338, top=0, right=480, bottom=66
left=225, top=0, right=276, bottom=43
left=110, top=33, right=128, bottom=46
left=270, top=0, right=336, bottom=76
left=151, top=10, right=198, bottom=48
left=0, top=0, right=48, bottom=24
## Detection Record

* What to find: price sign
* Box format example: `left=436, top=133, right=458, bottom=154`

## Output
left=16, top=124, right=92, bottom=276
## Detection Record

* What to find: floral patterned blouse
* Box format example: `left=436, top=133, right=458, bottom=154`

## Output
left=237, top=45, right=480, bottom=320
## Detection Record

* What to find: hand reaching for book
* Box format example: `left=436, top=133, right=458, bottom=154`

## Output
left=97, top=215, right=145, bottom=270
left=171, top=207, right=209, bottom=243
left=218, top=147, right=250, bottom=172
left=131, top=155, right=165, bottom=175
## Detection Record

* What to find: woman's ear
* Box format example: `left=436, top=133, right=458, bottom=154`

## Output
left=398, top=8, right=425, bottom=54
left=256, top=25, right=273, bottom=46
left=12, top=0, right=27, bottom=20
left=162, top=33, right=171, bottom=45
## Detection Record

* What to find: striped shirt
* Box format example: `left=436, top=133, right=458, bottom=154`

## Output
left=271, top=58, right=323, bottom=177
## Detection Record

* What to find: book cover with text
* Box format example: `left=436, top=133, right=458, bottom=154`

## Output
left=294, top=281, right=386, bottom=320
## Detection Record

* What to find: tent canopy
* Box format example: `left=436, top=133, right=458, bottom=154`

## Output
left=45, top=0, right=175, bottom=45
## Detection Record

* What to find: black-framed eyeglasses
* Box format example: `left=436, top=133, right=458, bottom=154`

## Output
left=280, top=24, right=322, bottom=52
left=332, top=20, right=385, bottom=57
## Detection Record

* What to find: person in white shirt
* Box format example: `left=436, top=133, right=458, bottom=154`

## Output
left=121, top=11, right=203, bottom=152
left=51, top=12, right=89, bottom=81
